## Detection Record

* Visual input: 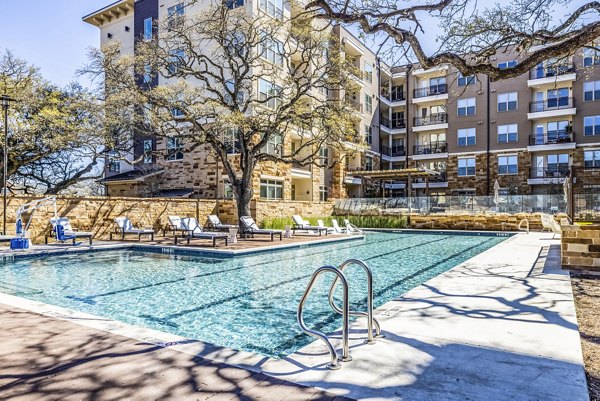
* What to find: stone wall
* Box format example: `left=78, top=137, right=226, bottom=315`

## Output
left=408, top=212, right=566, bottom=231
left=254, top=200, right=334, bottom=223
left=561, top=224, right=600, bottom=271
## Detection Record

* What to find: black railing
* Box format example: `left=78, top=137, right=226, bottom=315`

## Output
left=381, top=115, right=391, bottom=128
left=529, top=64, right=575, bottom=80
left=380, top=144, right=406, bottom=157
left=414, top=171, right=447, bottom=183
left=413, top=141, right=448, bottom=155
left=292, top=161, right=312, bottom=171
left=530, top=167, right=570, bottom=179
left=529, top=97, right=574, bottom=113
left=413, top=85, right=447, bottom=98
left=413, top=113, right=448, bottom=127
left=381, top=91, right=405, bottom=102
left=529, top=131, right=574, bottom=145
left=381, top=117, right=406, bottom=130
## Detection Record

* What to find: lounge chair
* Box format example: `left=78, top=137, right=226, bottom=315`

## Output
left=292, top=215, right=328, bottom=236
left=317, top=219, right=335, bottom=234
left=165, top=216, right=188, bottom=236
left=176, top=217, right=229, bottom=247
left=331, top=219, right=346, bottom=234
left=344, top=219, right=363, bottom=234
left=110, top=217, right=155, bottom=241
left=540, top=213, right=561, bottom=238
left=47, top=217, right=93, bottom=245
left=207, top=215, right=238, bottom=232
left=240, top=216, right=282, bottom=241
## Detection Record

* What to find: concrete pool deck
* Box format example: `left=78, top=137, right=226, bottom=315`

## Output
left=260, top=232, right=589, bottom=400
left=0, top=231, right=589, bottom=400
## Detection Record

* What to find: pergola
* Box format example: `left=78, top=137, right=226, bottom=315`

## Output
left=347, top=168, right=441, bottom=197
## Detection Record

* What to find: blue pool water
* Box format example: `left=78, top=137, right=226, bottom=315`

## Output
left=0, top=232, right=506, bottom=357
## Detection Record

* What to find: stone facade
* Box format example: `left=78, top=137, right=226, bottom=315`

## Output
left=561, top=224, right=600, bottom=271
left=409, top=212, right=567, bottom=231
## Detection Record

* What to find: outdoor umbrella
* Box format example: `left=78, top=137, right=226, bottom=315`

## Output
left=493, top=180, right=500, bottom=211
left=563, top=175, right=570, bottom=212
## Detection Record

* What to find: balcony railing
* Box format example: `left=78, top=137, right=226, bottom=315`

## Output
left=292, top=161, right=312, bottom=172
left=413, top=113, right=448, bottom=127
left=413, top=141, right=448, bottom=155
left=529, top=63, right=575, bottom=80
left=530, top=167, right=570, bottom=179
left=414, top=171, right=447, bottom=183
left=382, top=92, right=406, bottom=102
left=345, top=97, right=363, bottom=112
left=413, top=85, right=447, bottom=98
left=529, top=97, right=575, bottom=113
left=529, top=131, right=574, bottom=145
left=380, top=144, right=406, bottom=157
left=381, top=117, right=406, bottom=130
left=380, top=116, right=391, bottom=129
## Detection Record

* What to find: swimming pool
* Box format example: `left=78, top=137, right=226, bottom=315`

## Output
left=0, top=232, right=506, bottom=357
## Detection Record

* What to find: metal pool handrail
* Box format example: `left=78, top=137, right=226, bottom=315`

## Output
left=328, top=259, right=381, bottom=344
left=297, top=265, right=351, bottom=370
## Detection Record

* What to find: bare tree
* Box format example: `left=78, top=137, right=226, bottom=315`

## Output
left=307, top=0, right=600, bottom=80
left=91, top=2, right=359, bottom=221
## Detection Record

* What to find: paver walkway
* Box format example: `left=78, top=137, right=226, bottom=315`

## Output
left=0, top=304, right=350, bottom=400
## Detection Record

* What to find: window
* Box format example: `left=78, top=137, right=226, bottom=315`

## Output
left=584, top=150, right=600, bottom=169
left=319, top=147, right=329, bottom=166
left=265, top=133, right=282, bottom=155
left=498, top=155, right=518, bottom=175
left=547, top=88, right=570, bottom=108
left=223, top=180, right=234, bottom=198
left=260, top=179, right=283, bottom=199
left=458, top=158, right=476, bottom=176
left=429, top=76, right=447, bottom=94
left=584, top=115, right=600, bottom=136
left=171, top=108, right=184, bottom=118
left=224, top=80, right=244, bottom=105
left=167, top=137, right=184, bottom=161
left=497, top=92, right=518, bottom=112
left=547, top=154, right=569, bottom=174
left=584, top=47, right=600, bottom=67
left=547, top=121, right=570, bottom=142
left=167, top=3, right=184, bottom=29
left=258, top=79, right=282, bottom=109
left=584, top=81, right=600, bottom=101
left=143, top=139, right=153, bottom=164
left=365, top=125, right=372, bottom=145
left=457, top=73, right=475, bottom=86
left=457, top=128, right=476, bottom=146
left=168, top=49, right=185, bottom=74
left=259, top=0, right=283, bottom=18
left=224, top=128, right=240, bottom=154
left=108, top=154, right=120, bottom=173
left=143, top=17, right=152, bottom=40
left=319, top=186, right=328, bottom=202
left=226, top=32, right=246, bottom=56
left=259, top=34, right=283, bottom=66
left=143, top=64, right=152, bottom=84
left=225, top=0, right=244, bottom=8
left=457, top=98, right=475, bottom=116
left=497, top=124, right=518, bottom=143
left=498, top=60, right=517, bottom=69
left=365, top=94, right=372, bottom=113
left=365, top=156, right=373, bottom=171
left=364, top=63, right=373, bottom=83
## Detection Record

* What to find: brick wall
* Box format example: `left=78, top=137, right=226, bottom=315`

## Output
left=561, top=224, right=600, bottom=271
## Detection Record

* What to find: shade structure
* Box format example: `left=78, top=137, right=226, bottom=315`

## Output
left=346, top=168, right=441, bottom=197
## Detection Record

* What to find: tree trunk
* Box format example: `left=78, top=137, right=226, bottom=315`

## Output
left=233, top=178, right=253, bottom=231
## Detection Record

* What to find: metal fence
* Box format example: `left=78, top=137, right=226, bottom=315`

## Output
left=334, top=195, right=572, bottom=216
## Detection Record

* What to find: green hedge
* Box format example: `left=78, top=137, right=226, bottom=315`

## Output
left=260, top=215, right=408, bottom=229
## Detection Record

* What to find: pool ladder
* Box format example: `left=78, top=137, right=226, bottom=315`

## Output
left=297, top=259, right=382, bottom=370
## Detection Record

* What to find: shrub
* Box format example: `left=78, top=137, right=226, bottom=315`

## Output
left=260, top=215, right=408, bottom=229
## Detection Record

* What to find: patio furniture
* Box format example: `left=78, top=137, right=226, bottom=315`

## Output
left=317, top=219, right=335, bottom=234
left=239, top=216, right=283, bottom=241
left=291, top=215, right=328, bottom=236
left=110, top=217, right=155, bottom=241
left=165, top=216, right=188, bottom=236
left=540, top=213, right=562, bottom=238
left=331, top=219, right=346, bottom=234
left=176, top=217, right=229, bottom=247
left=343, top=219, right=363, bottom=234
left=207, top=215, right=238, bottom=232
left=47, top=217, right=93, bottom=245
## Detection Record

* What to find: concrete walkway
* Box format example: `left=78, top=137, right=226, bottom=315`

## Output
left=261, top=233, right=589, bottom=401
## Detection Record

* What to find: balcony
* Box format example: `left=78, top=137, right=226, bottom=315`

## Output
left=413, top=85, right=447, bottom=98
left=528, top=167, right=570, bottom=185
left=412, top=171, right=448, bottom=188
left=413, top=142, right=448, bottom=160
left=413, top=113, right=448, bottom=132
left=527, top=130, right=576, bottom=151
left=381, top=92, right=406, bottom=106
left=380, top=116, right=406, bottom=132
left=528, top=97, right=576, bottom=119
left=380, top=144, right=406, bottom=158
left=291, top=161, right=312, bottom=178
left=345, top=97, right=363, bottom=113
left=528, top=64, right=576, bottom=87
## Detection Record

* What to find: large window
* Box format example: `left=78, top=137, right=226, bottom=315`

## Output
left=319, top=186, right=328, bottom=202
left=497, top=124, right=518, bottom=143
left=224, top=128, right=240, bottom=154
left=260, top=179, right=283, bottom=199
left=143, top=139, right=153, bottom=164
left=265, top=133, right=282, bottom=155
left=457, top=128, right=476, bottom=146
left=143, top=17, right=152, bottom=40
left=584, top=81, right=600, bottom=101
left=547, top=154, right=569, bottom=174
left=365, top=156, right=373, bottom=171
left=547, top=121, right=570, bottom=141
left=547, top=88, right=570, bottom=108
left=259, top=35, right=283, bottom=66
left=498, top=60, right=517, bottom=69
left=167, top=3, right=184, bottom=29
left=108, top=154, right=120, bottom=173
left=258, top=79, right=282, bottom=109
left=260, top=0, right=283, bottom=18
left=364, top=125, right=372, bottom=145
left=429, top=76, right=446, bottom=94
left=498, top=155, right=518, bottom=175
left=365, top=94, right=373, bottom=113
left=319, top=147, right=329, bottom=166
left=584, top=150, right=600, bottom=169
left=584, top=47, right=600, bottom=67
left=168, top=49, right=185, bottom=74
left=458, top=158, right=476, bottom=176
left=584, top=115, right=600, bottom=136
left=364, top=63, right=373, bottom=83
left=497, top=92, right=518, bottom=112
left=167, top=137, right=184, bottom=161
left=224, top=80, right=244, bottom=105
left=457, top=73, right=475, bottom=86
left=457, top=98, right=475, bottom=116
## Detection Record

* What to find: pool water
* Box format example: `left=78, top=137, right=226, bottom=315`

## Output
left=0, top=232, right=506, bottom=357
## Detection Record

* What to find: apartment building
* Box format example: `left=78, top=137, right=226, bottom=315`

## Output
left=84, top=0, right=600, bottom=200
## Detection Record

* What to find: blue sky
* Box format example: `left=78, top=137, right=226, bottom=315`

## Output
left=0, top=0, right=594, bottom=88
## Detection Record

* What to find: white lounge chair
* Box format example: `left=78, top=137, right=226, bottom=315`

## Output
left=110, top=217, right=155, bottom=241
left=48, top=217, right=93, bottom=245
left=331, top=219, right=346, bottom=234
left=540, top=213, right=561, bottom=238
left=207, top=215, right=238, bottom=232
left=240, top=216, right=282, bottom=241
left=344, top=218, right=364, bottom=234
left=177, top=217, right=229, bottom=246
left=292, top=215, right=328, bottom=236
left=317, top=219, right=335, bottom=234
left=165, top=216, right=188, bottom=236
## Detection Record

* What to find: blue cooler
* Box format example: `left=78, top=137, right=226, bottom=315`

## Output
left=10, top=238, right=29, bottom=250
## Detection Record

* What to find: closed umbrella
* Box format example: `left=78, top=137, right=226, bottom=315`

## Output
left=563, top=175, right=570, bottom=213
left=493, top=180, right=500, bottom=211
